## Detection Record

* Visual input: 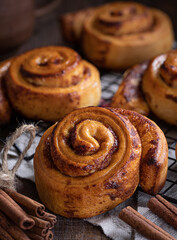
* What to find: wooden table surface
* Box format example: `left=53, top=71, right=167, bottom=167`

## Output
left=0, top=0, right=177, bottom=239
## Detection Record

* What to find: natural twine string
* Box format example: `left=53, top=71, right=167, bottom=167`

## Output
left=0, top=124, right=37, bottom=189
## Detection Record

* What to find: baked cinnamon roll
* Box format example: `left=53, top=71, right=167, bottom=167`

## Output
left=143, top=50, right=177, bottom=125
left=0, top=46, right=101, bottom=123
left=34, top=106, right=168, bottom=218
left=112, top=50, right=177, bottom=125
left=60, top=2, right=174, bottom=70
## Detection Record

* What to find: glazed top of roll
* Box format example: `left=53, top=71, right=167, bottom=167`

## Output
left=3, top=46, right=101, bottom=122
left=8, top=46, right=92, bottom=90
left=50, top=106, right=137, bottom=178
left=34, top=106, right=168, bottom=218
left=94, top=2, right=153, bottom=36
left=84, top=1, right=173, bottom=43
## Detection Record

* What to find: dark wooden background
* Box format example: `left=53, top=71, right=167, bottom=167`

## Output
left=0, top=0, right=177, bottom=239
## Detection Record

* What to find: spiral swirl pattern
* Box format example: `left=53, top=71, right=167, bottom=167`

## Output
left=50, top=109, right=122, bottom=177
left=51, top=118, right=118, bottom=177
left=111, top=50, right=177, bottom=125
left=81, top=1, right=173, bottom=69
left=34, top=107, right=168, bottom=218
left=20, top=47, right=81, bottom=87
left=143, top=50, right=177, bottom=125
left=95, top=2, right=153, bottom=36
left=4, top=46, right=101, bottom=122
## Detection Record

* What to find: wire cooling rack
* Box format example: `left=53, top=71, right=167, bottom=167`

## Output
left=3, top=71, right=177, bottom=205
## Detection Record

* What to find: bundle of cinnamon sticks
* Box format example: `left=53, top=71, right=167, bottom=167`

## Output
left=119, top=195, right=177, bottom=240
left=0, top=188, right=57, bottom=240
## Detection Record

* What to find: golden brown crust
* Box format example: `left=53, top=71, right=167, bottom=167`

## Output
left=111, top=62, right=150, bottom=115
left=34, top=106, right=142, bottom=218
left=142, top=50, right=177, bottom=125
left=34, top=106, right=168, bottom=218
left=82, top=2, right=174, bottom=70
left=0, top=59, right=12, bottom=125
left=60, top=1, right=174, bottom=70
left=5, top=46, right=101, bottom=122
left=112, top=49, right=177, bottom=125
left=112, top=108, right=168, bottom=194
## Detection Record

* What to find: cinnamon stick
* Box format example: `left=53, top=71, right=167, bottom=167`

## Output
left=1, top=188, right=57, bottom=239
left=0, top=225, right=14, bottom=240
left=156, top=195, right=177, bottom=215
left=26, top=230, right=53, bottom=240
left=0, top=211, right=30, bottom=240
left=4, top=188, right=45, bottom=217
left=33, top=211, right=57, bottom=229
left=119, top=206, right=176, bottom=240
left=148, top=195, right=177, bottom=229
left=0, top=188, right=35, bottom=230
left=42, top=212, right=57, bottom=228
left=25, top=231, right=44, bottom=240
left=45, top=231, right=53, bottom=240
left=31, top=225, right=49, bottom=236
left=4, top=188, right=57, bottom=226
left=30, top=215, right=51, bottom=229
left=43, top=212, right=57, bottom=222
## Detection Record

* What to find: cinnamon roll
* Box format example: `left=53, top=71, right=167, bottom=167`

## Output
left=60, top=2, right=174, bottom=70
left=34, top=106, right=168, bottom=218
left=0, top=46, right=101, bottom=123
left=143, top=50, right=177, bottom=125
left=112, top=50, right=177, bottom=125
